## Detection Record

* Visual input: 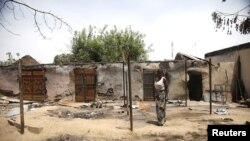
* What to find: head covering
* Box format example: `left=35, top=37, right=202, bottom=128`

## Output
left=157, top=69, right=164, bottom=77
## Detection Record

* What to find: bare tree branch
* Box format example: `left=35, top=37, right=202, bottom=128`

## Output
left=18, top=2, right=25, bottom=18
left=212, top=4, right=250, bottom=34
left=43, top=13, right=53, bottom=33
left=33, top=11, right=46, bottom=39
left=11, top=0, right=72, bottom=30
left=215, top=10, right=250, bottom=18
left=5, top=2, right=18, bottom=20
left=215, top=4, right=250, bottom=16
left=10, top=1, right=19, bottom=20
left=0, top=22, right=19, bottom=35
left=58, top=19, right=62, bottom=30
left=0, top=9, right=10, bottom=24
left=0, top=0, right=72, bottom=38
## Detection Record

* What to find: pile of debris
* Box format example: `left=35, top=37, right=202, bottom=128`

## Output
left=47, top=134, right=85, bottom=141
left=47, top=109, right=105, bottom=119
left=0, top=89, right=18, bottom=97
left=97, top=88, right=114, bottom=100
left=53, top=89, right=74, bottom=102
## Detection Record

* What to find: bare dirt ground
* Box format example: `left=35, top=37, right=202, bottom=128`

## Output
left=0, top=100, right=249, bottom=141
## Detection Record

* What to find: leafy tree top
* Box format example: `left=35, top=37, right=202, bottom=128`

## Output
left=70, top=25, right=152, bottom=63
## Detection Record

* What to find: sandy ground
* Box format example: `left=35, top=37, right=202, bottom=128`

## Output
left=0, top=100, right=249, bottom=141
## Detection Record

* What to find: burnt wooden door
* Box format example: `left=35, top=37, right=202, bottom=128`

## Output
left=143, top=69, right=155, bottom=101
left=21, top=69, right=47, bottom=101
left=74, top=68, right=96, bottom=102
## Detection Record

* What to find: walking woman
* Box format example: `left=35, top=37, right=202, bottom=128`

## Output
left=154, top=69, right=168, bottom=126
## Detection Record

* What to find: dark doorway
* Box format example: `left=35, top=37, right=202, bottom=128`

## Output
left=143, top=69, right=155, bottom=101
left=187, top=72, right=202, bottom=101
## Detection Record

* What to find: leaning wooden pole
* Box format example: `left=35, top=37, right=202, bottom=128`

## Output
left=18, top=60, right=24, bottom=134
left=209, top=58, right=212, bottom=115
left=185, top=59, right=187, bottom=107
left=128, top=55, right=133, bottom=131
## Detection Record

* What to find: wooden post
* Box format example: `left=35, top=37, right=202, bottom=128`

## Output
left=126, top=72, right=129, bottom=115
left=128, top=55, right=133, bottom=131
left=209, top=58, right=212, bottom=115
left=235, top=80, right=238, bottom=103
left=123, top=61, right=125, bottom=106
left=185, top=59, right=187, bottom=107
left=18, top=60, right=24, bottom=134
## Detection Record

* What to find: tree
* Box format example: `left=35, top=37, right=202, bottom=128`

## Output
left=1, top=52, right=19, bottom=65
left=71, top=26, right=103, bottom=62
left=6, top=52, right=13, bottom=64
left=0, top=0, right=71, bottom=39
left=212, top=0, right=250, bottom=34
left=53, top=53, right=74, bottom=65
left=68, top=25, right=151, bottom=63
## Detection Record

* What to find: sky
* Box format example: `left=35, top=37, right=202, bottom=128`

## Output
left=0, top=0, right=250, bottom=63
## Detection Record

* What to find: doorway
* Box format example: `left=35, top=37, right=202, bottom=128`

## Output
left=143, top=69, right=155, bottom=101
left=21, top=68, right=47, bottom=101
left=74, top=68, right=97, bottom=102
left=187, top=72, right=203, bottom=101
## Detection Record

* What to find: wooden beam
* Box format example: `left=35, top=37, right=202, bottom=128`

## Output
left=126, top=72, right=129, bottom=115
left=19, top=60, right=24, bottom=134
left=185, top=59, right=187, bottom=107
left=209, top=58, right=212, bottom=115
left=123, top=61, right=125, bottom=106
left=128, top=55, right=133, bottom=131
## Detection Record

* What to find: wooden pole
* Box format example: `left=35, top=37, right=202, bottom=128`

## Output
left=18, top=60, right=24, bottom=134
left=126, top=72, right=129, bottom=115
left=209, top=58, right=212, bottom=115
left=128, top=55, right=133, bottom=131
left=185, top=59, right=187, bottom=107
left=123, top=61, right=125, bottom=106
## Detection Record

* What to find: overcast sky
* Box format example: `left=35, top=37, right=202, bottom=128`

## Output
left=0, top=0, right=250, bottom=63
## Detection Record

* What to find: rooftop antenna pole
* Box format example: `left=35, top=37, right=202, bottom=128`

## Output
left=171, top=41, right=174, bottom=59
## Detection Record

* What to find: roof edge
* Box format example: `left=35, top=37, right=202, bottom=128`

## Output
left=205, top=42, right=250, bottom=58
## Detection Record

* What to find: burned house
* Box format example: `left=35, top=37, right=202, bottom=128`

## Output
left=1, top=46, right=247, bottom=104
left=0, top=59, right=191, bottom=102
left=175, top=53, right=208, bottom=101
left=175, top=52, right=236, bottom=103
left=205, top=42, right=250, bottom=102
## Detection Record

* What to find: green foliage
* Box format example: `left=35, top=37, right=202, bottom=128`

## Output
left=70, top=25, right=150, bottom=62
left=6, top=52, right=15, bottom=63
left=0, top=52, right=18, bottom=66
left=53, top=53, right=74, bottom=64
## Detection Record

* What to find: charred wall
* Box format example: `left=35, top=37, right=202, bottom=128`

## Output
left=0, top=61, right=190, bottom=101
left=205, top=47, right=250, bottom=101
